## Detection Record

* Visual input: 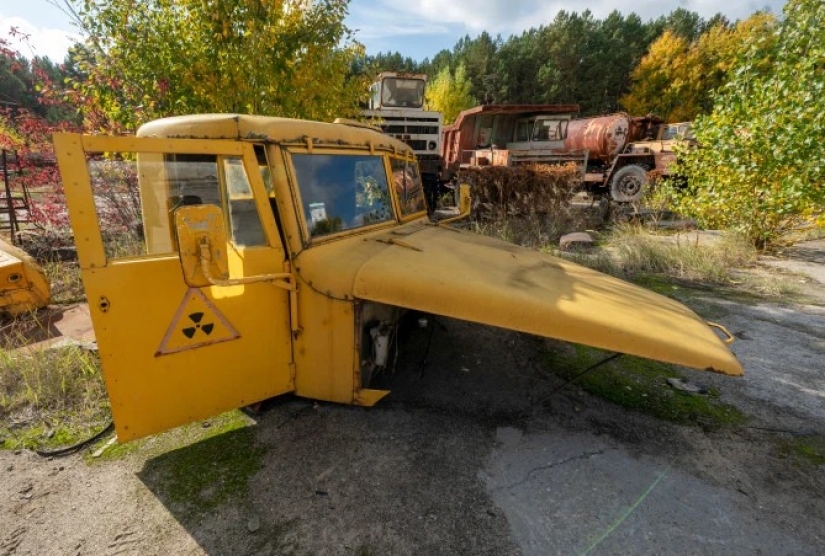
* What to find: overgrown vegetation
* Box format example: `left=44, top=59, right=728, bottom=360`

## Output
left=669, top=0, right=825, bottom=248
left=0, top=326, right=109, bottom=450
left=55, top=0, right=368, bottom=132
left=598, top=226, right=757, bottom=284
left=543, top=343, right=747, bottom=430
left=43, top=261, right=85, bottom=304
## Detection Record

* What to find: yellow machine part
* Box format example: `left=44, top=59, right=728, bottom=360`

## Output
left=296, top=223, right=743, bottom=376
left=0, top=237, right=51, bottom=315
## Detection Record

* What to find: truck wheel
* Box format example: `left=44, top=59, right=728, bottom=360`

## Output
left=610, top=165, right=648, bottom=203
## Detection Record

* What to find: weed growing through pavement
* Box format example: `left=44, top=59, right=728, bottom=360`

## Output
left=0, top=316, right=109, bottom=450
left=541, top=342, right=747, bottom=430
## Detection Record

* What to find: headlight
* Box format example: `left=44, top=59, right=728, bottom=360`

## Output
left=428, top=141, right=437, bottom=151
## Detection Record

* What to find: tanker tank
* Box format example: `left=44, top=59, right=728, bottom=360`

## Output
left=564, top=113, right=662, bottom=165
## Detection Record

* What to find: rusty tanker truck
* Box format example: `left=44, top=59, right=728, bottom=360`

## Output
left=564, top=114, right=693, bottom=202
left=442, top=107, right=693, bottom=203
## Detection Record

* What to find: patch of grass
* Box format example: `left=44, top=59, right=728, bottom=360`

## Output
left=543, top=343, right=747, bottom=430
left=557, top=226, right=802, bottom=302
left=472, top=214, right=564, bottom=251
left=0, top=340, right=110, bottom=450
left=136, top=410, right=263, bottom=517
left=603, top=225, right=758, bottom=283
left=778, top=434, right=825, bottom=467
left=43, top=260, right=86, bottom=304
left=353, top=544, right=377, bottom=556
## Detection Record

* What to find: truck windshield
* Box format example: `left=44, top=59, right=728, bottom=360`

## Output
left=531, top=117, right=568, bottom=142
left=663, top=123, right=694, bottom=140
left=381, top=78, right=425, bottom=108
left=292, top=153, right=394, bottom=238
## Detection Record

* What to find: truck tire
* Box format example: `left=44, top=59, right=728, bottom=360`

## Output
left=610, top=164, right=648, bottom=203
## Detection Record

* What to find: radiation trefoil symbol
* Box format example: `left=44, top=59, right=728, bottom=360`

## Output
left=182, top=312, right=214, bottom=339
left=156, top=289, right=240, bottom=356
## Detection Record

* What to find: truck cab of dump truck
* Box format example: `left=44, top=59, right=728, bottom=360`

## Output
left=53, top=114, right=741, bottom=443
left=362, top=72, right=444, bottom=189
left=440, top=104, right=585, bottom=181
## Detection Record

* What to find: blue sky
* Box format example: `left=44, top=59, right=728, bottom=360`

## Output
left=2, top=0, right=785, bottom=63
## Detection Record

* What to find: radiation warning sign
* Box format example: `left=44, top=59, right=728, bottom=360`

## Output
left=156, top=288, right=240, bottom=356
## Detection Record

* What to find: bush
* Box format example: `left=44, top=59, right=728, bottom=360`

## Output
left=668, top=0, right=825, bottom=249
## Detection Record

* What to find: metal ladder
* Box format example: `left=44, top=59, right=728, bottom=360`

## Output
left=0, top=149, right=33, bottom=245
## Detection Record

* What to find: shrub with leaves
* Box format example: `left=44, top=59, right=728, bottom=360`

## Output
left=669, top=0, right=825, bottom=248
left=64, top=0, right=368, bottom=132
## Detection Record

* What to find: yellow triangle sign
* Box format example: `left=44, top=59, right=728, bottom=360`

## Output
left=156, top=288, right=240, bottom=356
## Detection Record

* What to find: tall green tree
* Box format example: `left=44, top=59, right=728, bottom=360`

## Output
left=425, top=63, right=475, bottom=124
left=671, top=0, right=825, bottom=247
left=491, top=11, right=663, bottom=114
left=621, top=14, right=776, bottom=121
left=659, top=8, right=703, bottom=41
left=66, top=0, right=368, bottom=131
left=493, top=29, right=544, bottom=104
left=365, top=52, right=421, bottom=73
left=451, top=32, right=500, bottom=102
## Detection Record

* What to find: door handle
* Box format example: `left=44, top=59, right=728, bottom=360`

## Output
left=198, top=238, right=302, bottom=337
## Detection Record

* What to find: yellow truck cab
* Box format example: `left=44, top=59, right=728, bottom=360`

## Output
left=53, top=114, right=742, bottom=442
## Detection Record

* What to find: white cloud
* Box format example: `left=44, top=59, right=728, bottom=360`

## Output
left=355, top=0, right=785, bottom=38
left=0, top=14, right=80, bottom=62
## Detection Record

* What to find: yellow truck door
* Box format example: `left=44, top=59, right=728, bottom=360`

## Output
left=54, top=134, right=294, bottom=441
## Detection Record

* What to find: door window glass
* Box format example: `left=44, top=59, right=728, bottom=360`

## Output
left=84, top=150, right=267, bottom=260
left=515, top=120, right=532, bottom=142
left=223, top=157, right=266, bottom=247
left=532, top=118, right=560, bottom=141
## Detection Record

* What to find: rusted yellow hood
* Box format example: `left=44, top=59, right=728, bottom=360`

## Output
left=299, top=223, right=743, bottom=376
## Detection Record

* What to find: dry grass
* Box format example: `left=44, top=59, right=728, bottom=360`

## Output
left=463, top=163, right=581, bottom=219
left=0, top=320, right=109, bottom=450
left=562, top=225, right=801, bottom=298
left=464, top=163, right=592, bottom=248
left=603, top=226, right=758, bottom=283
left=472, top=213, right=572, bottom=251
left=43, top=260, right=86, bottom=304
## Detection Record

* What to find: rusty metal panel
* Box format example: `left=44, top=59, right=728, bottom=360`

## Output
left=442, top=104, right=581, bottom=168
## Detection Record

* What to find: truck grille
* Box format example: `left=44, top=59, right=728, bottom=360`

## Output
left=382, top=124, right=439, bottom=135
left=404, top=139, right=428, bottom=151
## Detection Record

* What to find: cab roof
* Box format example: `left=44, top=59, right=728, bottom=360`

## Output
left=137, top=113, right=414, bottom=155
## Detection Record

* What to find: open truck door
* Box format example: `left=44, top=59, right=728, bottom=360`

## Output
left=54, top=134, right=295, bottom=441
